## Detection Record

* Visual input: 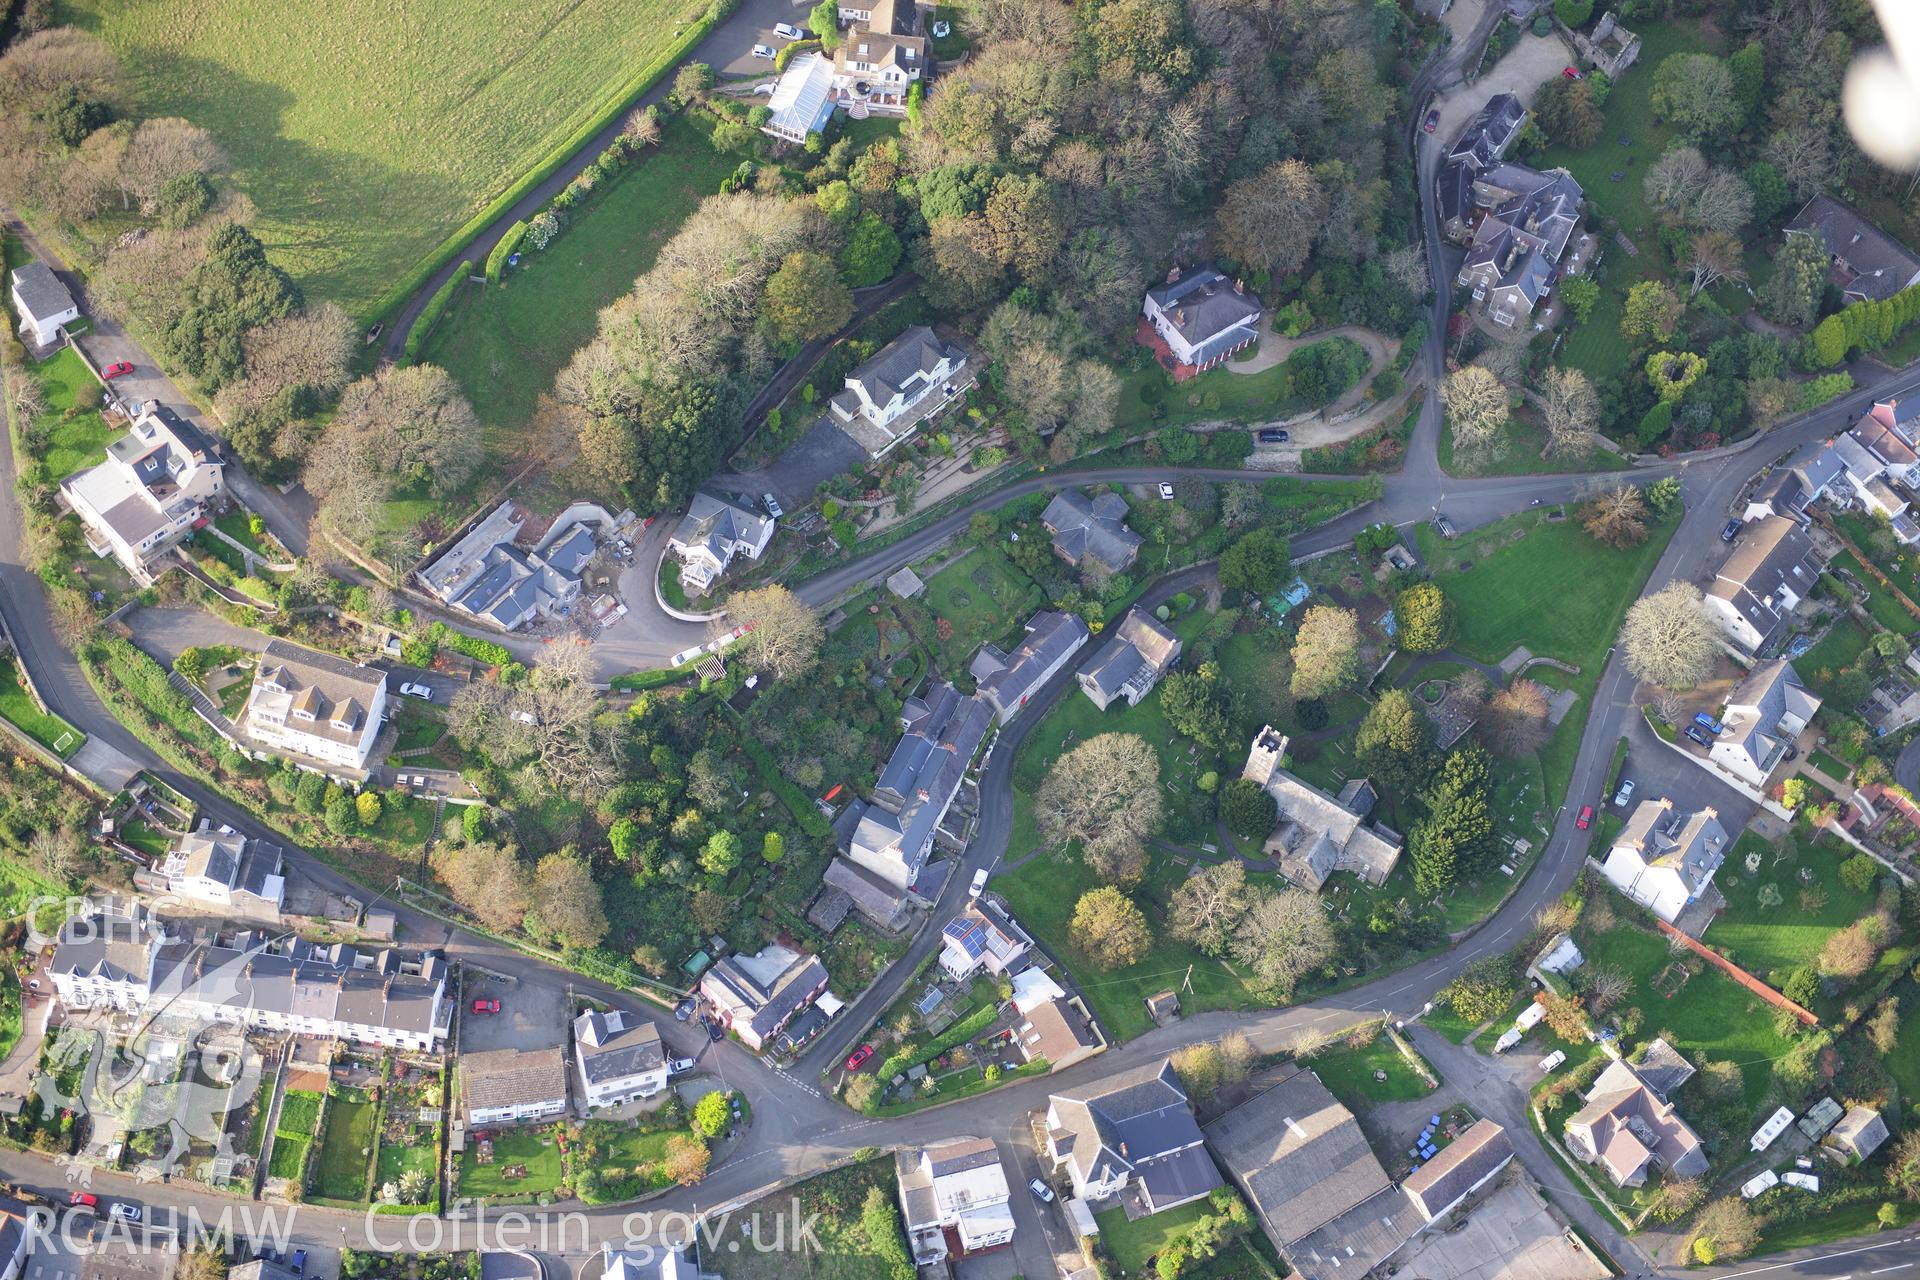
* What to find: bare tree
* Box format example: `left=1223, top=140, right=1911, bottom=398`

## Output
left=1036, top=733, right=1163, bottom=882
left=622, top=107, right=662, bottom=148
left=1683, top=230, right=1748, bottom=298
left=29, top=825, right=83, bottom=882
left=1643, top=145, right=1709, bottom=216
left=1687, top=168, right=1754, bottom=234
left=117, top=117, right=225, bottom=214
left=0, top=27, right=122, bottom=115
left=323, top=363, right=480, bottom=497
left=1654, top=687, right=1687, bottom=724
left=1216, top=158, right=1327, bottom=275
left=1168, top=860, right=1249, bottom=955
left=6, top=370, right=48, bottom=422
left=1620, top=582, right=1718, bottom=689
left=1585, top=964, right=1632, bottom=1013
left=1581, top=482, right=1649, bottom=548
left=225, top=304, right=355, bottom=407
left=1482, top=679, right=1552, bottom=757
left=1765, top=122, right=1834, bottom=200
left=724, top=585, right=824, bottom=682
left=1441, top=365, right=1508, bottom=457
left=1382, top=242, right=1430, bottom=297
left=1539, top=366, right=1599, bottom=459
left=1231, top=886, right=1337, bottom=999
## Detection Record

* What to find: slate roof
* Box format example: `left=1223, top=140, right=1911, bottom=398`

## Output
left=1710, top=515, right=1821, bottom=646
left=1042, top=488, right=1142, bottom=572
left=10, top=260, right=76, bottom=320
left=846, top=680, right=992, bottom=881
left=167, top=827, right=284, bottom=901
left=1080, top=609, right=1180, bottom=699
left=251, top=639, right=386, bottom=749
left=1203, top=1066, right=1392, bottom=1247
left=1631, top=1038, right=1696, bottom=1101
left=1751, top=469, right=1806, bottom=517
left=976, top=610, right=1090, bottom=719
left=1614, top=800, right=1726, bottom=892
left=1459, top=169, right=1584, bottom=309
left=703, top=945, right=828, bottom=1042
left=1565, top=1059, right=1706, bottom=1184
left=1787, top=195, right=1920, bottom=303
left=824, top=855, right=910, bottom=921
left=1829, top=1105, right=1889, bottom=1159
left=574, top=1008, right=664, bottom=1085
left=845, top=326, right=961, bottom=405
left=1049, top=1059, right=1211, bottom=1190
left=1144, top=267, right=1263, bottom=366
left=1246, top=728, right=1401, bottom=892
left=1723, top=661, right=1819, bottom=756
left=1446, top=93, right=1526, bottom=170
left=463, top=1046, right=568, bottom=1111
left=1402, top=1119, right=1514, bottom=1221
left=1286, top=1186, right=1424, bottom=1280
left=671, top=490, right=773, bottom=566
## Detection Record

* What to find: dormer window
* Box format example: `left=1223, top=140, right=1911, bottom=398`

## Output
left=858, top=41, right=868, bottom=54
left=293, top=709, right=316, bottom=722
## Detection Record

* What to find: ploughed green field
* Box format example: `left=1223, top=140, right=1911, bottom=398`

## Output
left=65, top=0, right=702, bottom=314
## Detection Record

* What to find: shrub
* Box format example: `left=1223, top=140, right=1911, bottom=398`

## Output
left=1555, top=0, right=1593, bottom=23
left=356, top=791, right=383, bottom=827
left=485, top=222, right=528, bottom=285
left=404, top=262, right=472, bottom=361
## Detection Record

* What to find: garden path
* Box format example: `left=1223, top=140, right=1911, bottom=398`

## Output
left=1228, top=325, right=1400, bottom=420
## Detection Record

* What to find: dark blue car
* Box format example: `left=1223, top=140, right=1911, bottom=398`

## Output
left=1684, top=724, right=1710, bottom=746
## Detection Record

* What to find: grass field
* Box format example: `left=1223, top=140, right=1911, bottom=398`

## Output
left=1535, top=22, right=1728, bottom=382
left=1097, top=1199, right=1214, bottom=1274
left=66, top=0, right=706, bottom=315
left=1304, top=1032, right=1435, bottom=1113
left=421, top=112, right=740, bottom=431
left=1706, top=831, right=1878, bottom=988
left=921, top=544, right=1045, bottom=674
left=1112, top=337, right=1367, bottom=430
left=119, top=819, right=172, bottom=858
left=1891, top=981, right=1920, bottom=1104
left=315, top=1096, right=377, bottom=1201
left=0, top=656, right=83, bottom=758
left=457, top=1127, right=563, bottom=1199
left=29, top=347, right=117, bottom=480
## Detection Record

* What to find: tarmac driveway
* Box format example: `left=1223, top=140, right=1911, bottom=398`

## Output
left=706, top=0, right=813, bottom=77
left=1427, top=31, right=1572, bottom=148
left=458, top=967, right=571, bottom=1055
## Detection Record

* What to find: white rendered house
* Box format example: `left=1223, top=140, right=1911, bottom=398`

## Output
left=158, top=825, right=285, bottom=918
left=62, top=403, right=224, bottom=584
left=827, top=326, right=966, bottom=456
left=9, top=261, right=79, bottom=347
left=574, top=1008, right=668, bottom=1110
left=1603, top=799, right=1727, bottom=923
left=242, top=639, right=389, bottom=773
left=896, top=1138, right=1016, bottom=1264
left=668, top=490, right=775, bottom=593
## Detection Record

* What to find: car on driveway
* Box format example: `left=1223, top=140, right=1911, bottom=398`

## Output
left=846, top=1044, right=875, bottom=1071
left=471, top=997, right=500, bottom=1015
left=1721, top=518, right=1742, bottom=542
left=970, top=867, right=988, bottom=896
left=1157, top=482, right=1175, bottom=500
left=1684, top=724, right=1711, bottom=746
left=1562, top=65, right=1583, bottom=78
left=1613, top=778, right=1635, bottom=807
left=774, top=22, right=804, bottom=38
left=399, top=682, right=433, bottom=700
left=1029, top=1178, right=1055, bottom=1203
left=1257, top=428, right=1290, bottom=444
left=102, top=361, right=134, bottom=380
left=702, top=1016, right=725, bottom=1042
left=674, top=998, right=695, bottom=1021
left=1575, top=805, right=1593, bottom=830
left=1423, top=107, right=1441, bottom=133
left=751, top=43, right=776, bottom=58
left=668, top=1057, right=697, bottom=1076
left=1694, top=712, right=1723, bottom=734
left=763, top=493, right=784, bottom=518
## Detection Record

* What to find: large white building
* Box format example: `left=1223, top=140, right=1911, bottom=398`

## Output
left=896, top=1138, right=1016, bottom=1264
left=242, top=638, right=389, bottom=773
left=828, top=327, right=967, bottom=457
left=62, top=402, right=225, bottom=584
left=157, top=825, right=285, bottom=919
left=574, top=1007, right=668, bottom=1110
left=667, top=490, right=775, bottom=594
left=1603, top=799, right=1728, bottom=923
left=1712, top=660, right=1821, bottom=787
left=49, top=905, right=450, bottom=1051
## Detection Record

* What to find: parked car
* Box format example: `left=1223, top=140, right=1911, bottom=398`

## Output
left=1613, top=778, right=1635, bottom=807
left=1157, top=482, right=1175, bottom=500
left=1684, top=724, right=1711, bottom=746
left=1693, top=712, right=1723, bottom=733
left=109, top=1204, right=141, bottom=1224
left=1423, top=107, right=1441, bottom=133
left=969, top=867, right=989, bottom=896
left=774, top=21, right=804, bottom=38
left=1029, top=1178, right=1055, bottom=1203
left=1434, top=514, right=1457, bottom=539
left=101, top=361, right=134, bottom=380
left=1575, top=805, right=1594, bottom=830
left=846, top=1044, right=875, bottom=1071
left=1562, top=65, right=1583, bottom=78
left=674, top=998, right=695, bottom=1021
left=751, top=42, right=776, bottom=58
left=1257, top=428, right=1291, bottom=444
left=471, top=997, right=500, bottom=1015
left=290, top=1251, right=307, bottom=1276
left=399, top=682, right=433, bottom=700
left=763, top=493, right=784, bottom=518
left=70, top=1192, right=98, bottom=1210
left=668, top=1057, right=697, bottom=1075
left=702, top=1016, right=725, bottom=1042
left=1720, top=518, right=1742, bottom=542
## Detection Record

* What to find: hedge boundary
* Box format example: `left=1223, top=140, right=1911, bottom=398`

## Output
left=403, top=261, right=471, bottom=361
left=485, top=222, right=528, bottom=286
left=364, top=10, right=725, bottom=328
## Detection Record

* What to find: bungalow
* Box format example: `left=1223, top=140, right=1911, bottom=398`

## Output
left=1703, top=514, right=1823, bottom=653
left=668, top=490, right=775, bottom=594
left=9, top=260, right=79, bottom=347
left=1137, top=266, right=1263, bottom=380
left=1603, top=798, right=1727, bottom=924
left=1041, top=488, right=1142, bottom=575
left=243, top=638, right=389, bottom=774
left=1044, top=1058, right=1223, bottom=1213
left=1711, top=660, right=1821, bottom=787
left=156, top=825, right=285, bottom=919
left=938, top=897, right=1032, bottom=980
left=699, top=944, right=829, bottom=1052
left=828, top=326, right=967, bottom=457
left=1008, top=977, right=1103, bottom=1072
left=574, top=1007, right=668, bottom=1110
left=462, top=1046, right=569, bottom=1126
left=1563, top=1059, right=1708, bottom=1187
left=1242, top=726, right=1402, bottom=891
left=1785, top=195, right=1920, bottom=305
left=62, top=401, right=225, bottom=584
left=1077, top=608, right=1181, bottom=710
left=973, top=610, right=1091, bottom=725
left=895, top=1138, right=1016, bottom=1265
left=1402, top=1119, right=1515, bottom=1223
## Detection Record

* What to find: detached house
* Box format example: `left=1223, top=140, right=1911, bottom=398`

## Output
left=1603, top=798, right=1727, bottom=924
left=829, top=326, right=967, bottom=457
left=1044, top=1058, right=1223, bottom=1214
left=462, top=1046, right=569, bottom=1126
left=699, top=943, right=829, bottom=1052
left=1786, top=195, right=1920, bottom=305
left=574, top=1007, right=668, bottom=1110
left=832, top=0, right=928, bottom=115
left=895, top=1138, right=1016, bottom=1265
left=1712, top=660, right=1821, bottom=787
left=63, top=402, right=224, bottom=584
left=938, top=897, right=1032, bottom=980
left=243, top=639, right=389, bottom=773
left=1564, top=1059, right=1707, bottom=1187
left=1242, top=726, right=1402, bottom=892
left=9, top=260, right=79, bottom=348
left=1078, top=608, right=1181, bottom=710
left=972, top=610, right=1090, bottom=725
left=417, top=503, right=599, bottom=632
left=157, top=825, right=285, bottom=919
left=1137, top=266, right=1264, bottom=380
left=668, top=490, right=775, bottom=594
left=1704, top=514, right=1823, bottom=652
left=1041, top=488, right=1142, bottom=575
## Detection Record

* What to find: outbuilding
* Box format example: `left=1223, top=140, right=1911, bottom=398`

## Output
left=9, top=261, right=79, bottom=348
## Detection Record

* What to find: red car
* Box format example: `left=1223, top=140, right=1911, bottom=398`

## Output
left=845, top=1044, right=875, bottom=1071
left=1562, top=65, right=1582, bottom=79
left=1423, top=107, right=1440, bottom=134
left=470, top=997, right=500, bottom=1015
left=70, top=1192, right=98, bottom=1210
left=101, top=361, right=134, bottom=380
left=1575, top=805, right=1594, bottom=830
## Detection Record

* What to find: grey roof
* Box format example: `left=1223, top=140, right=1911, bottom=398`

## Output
left=544, top=524, right=598, bottom=576
left=1614, top=800, right=1727, bottom=893
left=927, top=1136, right=1000, bottom=1177
left=171, top=827, right=283, bottom=900
left=977, top=610, right=1090, bottom=719
left=231, top=1261, right=301, bottom=1280
left=1145, top=267, right=1263, bottom=358
left=463, top=1046, right=568, bottom=1110
left=1751, top=469, right=1806, bottom=516
left=1829, top=1105, right=1889, bottom=1158
left=703, top=946, right=828, bottom=1042
left=1631, top=1038, right=1696, bottom=1100
left=845, top=326, right=962, bottom=404
left=671, top=490, right=772, bottom=565
left=574, top=1008, right=664, bottom=1084
left=1447, top=93, right=1526, bottom=169
left=1042, top=488, right=1142, bottom=572
left=847, top=681, right=992, bottom=881
left=48, top=911, right=157, bottom=985
left=10, top=260, right=76, bottom=320
left=1049, top=1058, right=1207, bottom=1188
left=1203, top=1067, right=1392, bottom=1246
left=1402, top=1118, right=1514, bottom=1221
left=1286, top=1186, right=1423, bottom=1280
left=824, top=855, right=910, bottom=921
left=1459, top=169, right=1584, bottom=309
left=1788, top=194, right=1920, bottom=303
left=252, top=638, right=387, bottom=747
left=1728, top=660, right=1821, bottom=729
left=1710, top=515, right=1821, bottom=646
left=1081, top=609, right=1180, bottom=698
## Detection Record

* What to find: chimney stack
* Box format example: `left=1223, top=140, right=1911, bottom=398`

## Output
left=1166, top=266, right=1181, bottom=285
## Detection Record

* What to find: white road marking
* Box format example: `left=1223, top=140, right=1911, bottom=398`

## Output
left=1872, top=1266, right=1912, bottom=1274
left=1712, top=1238, right=1911, bottom=1279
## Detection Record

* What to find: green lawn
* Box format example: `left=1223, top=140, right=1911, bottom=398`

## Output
left=376, top=1138, right=439, bottom=1190
left=0, top=656, right=84, bottom=757
left=457, top=1127, right=564, bottom=1199
left=1706, top=832, right=1878, bottom=990
left=421, top=112, right=741, bottom=432
left=1890, top=980, right=1920, bottom=1105
left=1097, top=1199, right=1215, bottom=1274
left=214, top=509, right=280, bottom=561
left=1756, top=1197, right=1920, bottom=1254
left=370, top=795, right=437, bottom=851
left=267, top=1135, right=309, bottom=1181
left=28, top=347, right=117, bottom=480
left=1830, top=551, right=1920, bottom=635
left=1113, top=337, right=1368, bottom=430
left=1807, top=749, right=1850, bottom=780
left=119, top=819, right=172, bottom=858
left=921, top=544, right=1046, bottom=675
left=1421, top=1002, right=1481, bottom=1044
left=1798, top=618, right=1873, bottom=701
left=1535, top=21, right=1728, bottom=382
left=315, top=1096, right=377, bottom=1200
left=68, top=0, right=708, bottom=315
left=1303, top=1033, right=1435, bottom=1113
left=1438, top=409, right=1632, bottom=476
